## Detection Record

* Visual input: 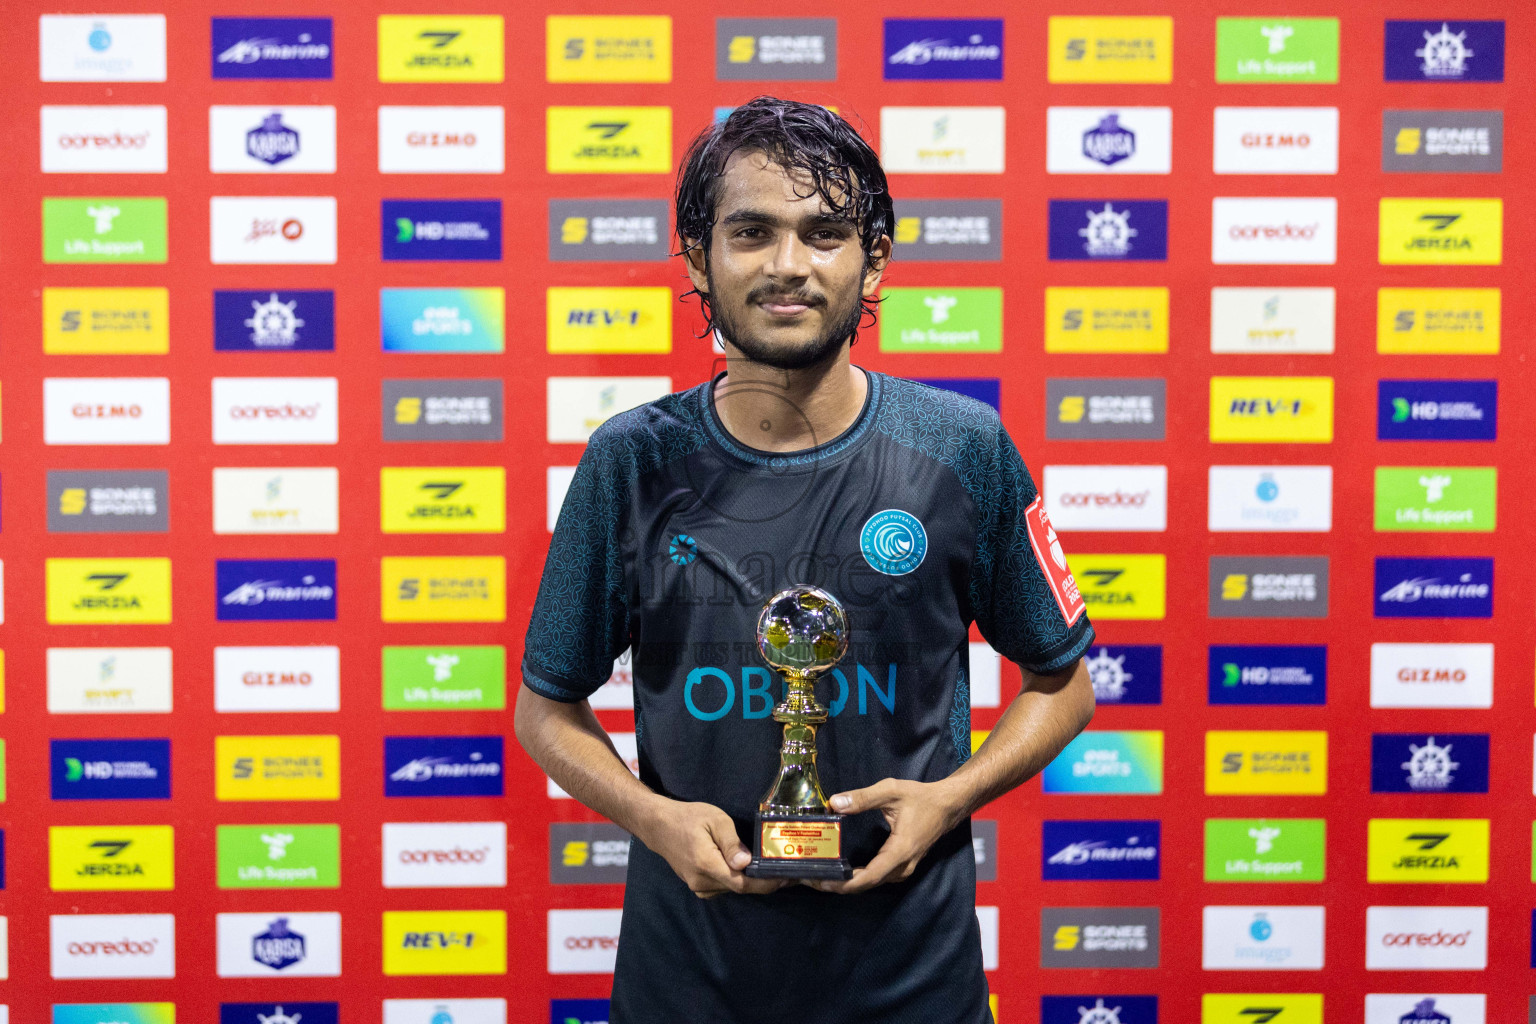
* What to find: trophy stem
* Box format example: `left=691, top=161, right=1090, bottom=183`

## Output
left=759, top=669, right=831, bottom=815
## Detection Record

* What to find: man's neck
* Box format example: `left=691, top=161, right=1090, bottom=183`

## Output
left=712, top=345, right=868, bottom=453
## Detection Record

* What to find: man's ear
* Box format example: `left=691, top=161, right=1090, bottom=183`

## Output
left=683, top=237, right=710, bottom=296
left=862, top=234, right=892, bottom=298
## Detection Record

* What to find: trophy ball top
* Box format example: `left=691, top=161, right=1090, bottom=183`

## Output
left=756, top=585, right=849, bottom=674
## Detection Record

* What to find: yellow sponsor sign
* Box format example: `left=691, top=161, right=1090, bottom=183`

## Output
left=1202, top=994, right=1322, bottom=1024
left=378, top=15, right=504, bottom=83
left=547, top=106, right=672, bottom=174
left=547, top=287, right=672, bottom=354
left=383, top=910, right=507, bottom=976
left=1048, top=17, right=1173, bottom=83
left=381, top=467, right=506, bottom=534
left=547, top=16, right=671, bottom=83
left=1209, top=377, right=1333, bottom=443
left=46, top=557, right=172, bottom=625
left=1367, top=818, right=1489, bottom=883
left=50, top=824, right=174, bottom=891
left=1377, top=287, right=1500, bottom=354
left=215, top=735, right=341, bottom=802
left=1206, top=730, right=1327, bottom=795
left=43, top=287, right=169, bottom=355
left=381, top=556, right=506, bottom=623
left=1379, top=198, right=1502, bottom=265
left=1044, top=287, right=1168, bottom=353
left=1071, top=554, right=1166, bottom=620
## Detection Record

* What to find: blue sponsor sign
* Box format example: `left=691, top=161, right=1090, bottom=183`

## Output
left=211, top=18, right=334, bottom=80
left=1042, top=820, right=1160, bottom=881
left=883, top=19, right=1003, bottom=80
left=913, top=378, right=1000, bottom=411
left=1371, top=733, right=1489, bottom=793
left=1374, top=557, right=1492, bottom=619
left=385, top=736, right=505, bottom=797
left=1207, top=645, right=1326, bottom=706
left=1048, top=200, right=1168, bottom=261
left=222, top=1005, right=338, bottom=1024
left=382, top=200, right=503, bottom=262
left=0, top=830, right=6, bottom=888
left=1043, top=996, right=1158, bottom=1024
left=216, top=559, right=337, bottom=622
left=1385, top=20, right=1504, bottom=82
left=1083, top=645, right=1161, bottom=705
left=214, top=290, right=335, bottom=352
left=1378, top=379, right=1497, bottom=441
left=51, top=739, right=171, bottom=800
left=553, top=999, right=612, bottom=1024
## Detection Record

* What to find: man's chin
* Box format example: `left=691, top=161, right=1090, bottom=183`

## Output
left=728, top=333, right=845, bottom=371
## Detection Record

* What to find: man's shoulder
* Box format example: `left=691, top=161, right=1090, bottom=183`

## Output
left=583, top=382, right=711, bottom=472
left=871, top=372, right=1009, bottom=465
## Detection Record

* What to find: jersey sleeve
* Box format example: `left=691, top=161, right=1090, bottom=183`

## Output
left=968, top=421, right=1094, bottom=675
left=522, top=433, right=631, bottom=703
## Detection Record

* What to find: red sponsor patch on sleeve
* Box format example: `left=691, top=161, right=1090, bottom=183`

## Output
left=1024, top=495, right=1086, bottom=626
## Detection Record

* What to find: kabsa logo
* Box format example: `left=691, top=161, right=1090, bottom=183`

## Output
left=1065, top=555, right=1166, bottom=621
left=1048, top=200, right=1167, bottom=261
left=1202, top=906, right=1325, bottom=971
left=49, top=825, right=173, bottom=891
left=1377, top=287, right=1500, bottom=354
left=1209, top=287, right=1336, bottom=354
left=40, top=14, right=166, bottom=82
left=212, top=468, right=340, bottom=536
left=47, top=470, right=169, bottom=533
left=378, top=15, right=504, bottom=82
left=1047, top=17, right=1173, bottom=83
left=1040, top=907, right=1161, bottom=968
left=382, top=644, right=507, bottom=711
left=1213, top=107, right=1339, bottom=175
left=384, top=736, right=505, bottom=797
left=46, top=646, right=173, bottom=713
left=1367, top=819, right=1490, bottom=883
left=211, top=377, right=338, bottom=445
left=1383, top=110, right=1503, bottom=173
left=1205, top=731, right=1327, bottom=795
left=1046, top=107, right=1172, bottom=174
left=548, top=909, right=623, bottom=974
left=879, top=106, right=1006, bottom=174
left=1209, top=377, right=1334, bottom=443
left=1370, top=642, right=1493, bottom=709
left=381, top=288, right=506, bottom=353
left=41, top=105, right=167, bottom=173
left=547, top=287, right=672, bottom=353
left=384, top=379, right=505, bottom=442
left=380, top=556, right=507, bottom=623
left=1042, top=821, right=1160, bottom=881
left=1365, top=905, right=1487, bottom=970
left=50, top=739, right=171, bottom=801
left=1042, top=996, right=1158, bottom=1024
left=378, top=106, right=505, bottom=174
left=44, top=286, right=169, bottom=355
left=1379, top=199, right=1502, bottom=266
left=212, top=18, right=332, bottom=79
left=383, top=910, right=507, bottom=976
left=1378, top=380, right=1497, bottom=441
left=717, top=18, right=836, bottom=80
left=1208, top=646, right=1327, bottom=706
left=1374, top=557, right=1493, bottom=619
left=1043, top=465, right=1168, bottom=532
left=215, top=734, right=340, bottom=802
left=1042, top=731, right=1164, bottom=795
left=546, top=106, right=673, bottom=173
left=49, top=913, right=175, bottom=979
left=1214, top=17, right=1340, bottom=83
left=208, top=106, right=336, bottom=174
left=883, top=19, right=1002, bottom=80
left=1364, top=996, right=1482, bottom=1024
left=546, top=375, right=671, bottom=444
left=383, top=1001, right=507, bottom=1024
left=1371, top=735, right=1489, bottom=794
left=220, top=1004, right=339, bottom=1024
left=213, top=645, right=341, bottom=713
left=1212, top=197, right=1337, bottom=264
left=42, top=197, right=167, bottom=264
left=878, top=287, right=1002, bottom=353
left=1046, top=287, right=1169, bottom=353
left=1045, top=378, right=1167, bottom=441
left=45, top=558, right=172, bottom=625
left=380, top=467, right=506, bottom=534
left=216, top=912, right=340, bottom=977
left=44, top=377, right=171, bottom=446
left=1374, top=467, right=1496, bottom=532
left=550, top=199, right=671, bottom=262
left=548, top=15, right=672, bottom=83
left=216, top=823, right=340, bottom=889
left=215, top=290, right=335, bottom=351
left=209, top=196, right=337, bottom=264
left=1203, top=994, right=1324, bottom=1024
left=1204, top=817, right=1326, bottom=883
left=1209, top=556, right=1330, bottom=619
left=550, top=822, right=631, bottom=884
left=1208, top=465, right=1334, bottom=533
left=1081, top=645, right=1162, bottom=705
left=1385, top=21, right=1504, bottom=82
left=216, top=559, right=336, bottom=622
left=382, top=200, right=502, bottom=261
left=383, top=822, right=507, bottom=888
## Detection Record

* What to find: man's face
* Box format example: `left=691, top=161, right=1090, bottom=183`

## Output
left=686, top=150, right=889, bottom=370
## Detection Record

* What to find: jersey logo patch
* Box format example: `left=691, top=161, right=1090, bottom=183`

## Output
left=860, top=509, right=928, bottom=575
left=1024, top=496, right=1087, bottom=626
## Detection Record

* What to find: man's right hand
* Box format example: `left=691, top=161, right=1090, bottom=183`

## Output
left=639, top=798, right=787, bottom=899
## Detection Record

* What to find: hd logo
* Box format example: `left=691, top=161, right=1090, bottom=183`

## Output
left=1367, top=818, right=1489, bottom=883
left=1379, top=199, right=1502, bottom=265
left=547, top=287, right=672, bottom=353
left=1378, top=379, right=1497, bottom=441
left=547, top=107, right=672, bottom=173
left=1201, top=994, right=1323, bottom=1024
left=382, top=909, right=507, bottom=975
left=547, top=16, right=671, bottom=82
left=49, top=825, right=174, bottom=891
left=215, top=734, right=340, bottom=802
left=380, top=468, right=505, bottom=534
left=1377, top=287, right=1500, bottom=354
left=381, top=556, right=506, bottom=622
left=43, top=287, right=168, bottom=354
left=1068, top=555, right=1166, bottom=620
left=377, top=15, right=504, bottom=82
left=1206, top=731, right=1327, bottom=795
left=46, top=557, right=171, bottom=624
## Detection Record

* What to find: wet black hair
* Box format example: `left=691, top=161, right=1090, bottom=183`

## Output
left=674, top=96, right=894, bottom=335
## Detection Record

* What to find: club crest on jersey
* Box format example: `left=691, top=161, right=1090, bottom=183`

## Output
left=1025, top=495, right=1086, bottom=626
left=860, top=509, right=927, bottom=575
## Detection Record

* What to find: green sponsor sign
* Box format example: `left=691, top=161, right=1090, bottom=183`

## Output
left=879, top=287, right=1002, bottom=353
left=1374, top=466, right=1496, bottom=532
left=382, top=645, right=506, bottom=710
left=217, top=823, right=340, bottom=888
left=43, top=197, right=168, bottom=263
left=1205, top=818, right=1324, bottom=882
left=1215, top=18, right=1339, bottom=83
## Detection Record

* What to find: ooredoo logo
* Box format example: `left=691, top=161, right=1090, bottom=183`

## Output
left=382, top=821, right=506, bottom=888
left=1364, top=905, right=1486, bottom=969
left=1211, top=197, right=1338, bottom=264
left=1044, top=465, right=1167, bottom=532
left=50, top=913, right=176, bottom=978
left=212, top=378, right=338, bottom=445
left=548, top=909, right=622, bottom=973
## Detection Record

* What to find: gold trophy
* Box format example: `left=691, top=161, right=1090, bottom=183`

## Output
left=745, top=584, right=853, bottom=881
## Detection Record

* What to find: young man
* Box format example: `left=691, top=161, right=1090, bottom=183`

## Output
left=518, top=97, right=1096, bottom=1023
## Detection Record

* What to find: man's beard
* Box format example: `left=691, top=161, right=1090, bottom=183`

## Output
left=709, top=271, right=865, bottom=371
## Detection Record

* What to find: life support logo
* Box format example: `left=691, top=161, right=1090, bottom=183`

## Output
left=859, top=509, right=927, bottom=575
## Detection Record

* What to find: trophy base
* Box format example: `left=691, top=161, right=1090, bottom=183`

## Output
left=745, top=812, right=853, bottom=881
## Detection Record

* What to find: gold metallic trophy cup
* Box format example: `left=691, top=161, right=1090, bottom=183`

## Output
left=744, top=585, right=854, bottom=881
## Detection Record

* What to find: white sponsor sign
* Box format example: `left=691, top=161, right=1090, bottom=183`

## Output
left=881, top=107, right=1006, bottom=174
left=0, top=918, right=7, bottom=980
left=44, top=377, right=170, bottom=446
left=976, top=906, right=999, bottom=970
left=1364, top=994, right=1484, bottom=1024
left=209, top=106, right=337, bottom=174
left=1211, top=197, right=1338, bottom=265
left=589, top=650, right=635, bottom=710
left=1203, top=905, right=1325, bottom=970
left=1370, top=643, right=1493, bottom=709
left=550, top=733, right=637, bottom=799
left=1208, top=466, right=1333, bottom=532
left=379, top=106, right=506, bottom=173
left=382, top=822, right=507, bottom=888
left=214, top=646, right=341, bottom=713
left=48, top=647, right=173, bottom=714
left=547, top=466, right=577, bottom=531
left=50, top=914, right=175, bottom=979
left=213, top=466, right=340, bottom=534
left=40, top=15, right=166, bottom=82
left=547, top=377, right=672, bottom=444
left=1046, top=107, right=1172, bottom=174
left=1210, top=287, right=1336, bottom=353
left=1213, top=107, right=1340, bottom=174
left=1044, top=465, right=1168, bottom=532
left=384, top=999, right=507, bottom=1024
left=1366, top=906, right=1487, bottom=971
left=970, top=641, right=1001, bottom=709
left=211, top=377, right=338, bottom=445
left=548, top=909, right=623, bottom=974
left=41, top=106, right=167, bottom=173
left=209, top=196, right=338, bottom=264
left=215, top=912, right=341, bottom=977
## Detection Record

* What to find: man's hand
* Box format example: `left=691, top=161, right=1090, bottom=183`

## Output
left=639, top=799, right=787, bottom=899
left=810, top=778, right=962, bottom=894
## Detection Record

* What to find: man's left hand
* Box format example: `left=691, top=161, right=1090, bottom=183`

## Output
left=809, top=778, right=961, bottom=894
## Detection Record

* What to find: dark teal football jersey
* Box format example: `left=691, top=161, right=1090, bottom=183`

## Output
left=525, top=370, right=1093, bottom=1024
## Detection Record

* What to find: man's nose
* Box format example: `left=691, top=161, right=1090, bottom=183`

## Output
left=761, top=231, right=812, bottom=279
